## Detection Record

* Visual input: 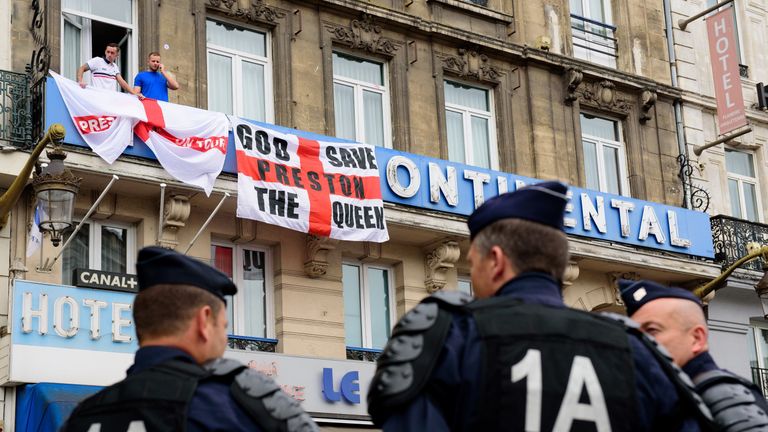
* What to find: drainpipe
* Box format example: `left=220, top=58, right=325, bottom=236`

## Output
left=663, top=0, right=693, bottom=209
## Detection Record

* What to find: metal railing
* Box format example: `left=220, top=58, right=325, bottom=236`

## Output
left=0, top=70, right=33, bottom=148
left=228, top=335, right=278, bottom=352
left=570, top=14, right=618, bottom=62
left=752, top=367, right=768, bottom=397
left=711, top=215, right=768, bottom=272
left=346, top=346, right=383, bottom=362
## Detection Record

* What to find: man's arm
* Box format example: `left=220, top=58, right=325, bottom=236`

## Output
left=160, top=64, right=180, bottom=90
left=117, top=74, right=143, bottom=98
left=133, top=73, right=143, bottom=95
left=76, top=63, right=90, bottom=88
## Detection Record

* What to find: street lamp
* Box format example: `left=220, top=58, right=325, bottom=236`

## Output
left=694, top=245, right=768, bottom=308
left=0, top=124, right=81, bottom=246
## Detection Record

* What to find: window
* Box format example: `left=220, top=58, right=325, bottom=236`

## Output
left=580, top=114, right=629, bottom=196
left=570, top=0, right=616, bottom=68
left=61, top=0, right=136, bottom=86
left=333, top=52, right=391, bottom=148
left=726, top=149, right=762, bottom=222
left=343, top=262, right=394, bottom=350
left=444, top=81, right=497, bottom=169
left=748, top=325, right=768, bottom=395
left=212, top=244, right=273, bottom=338
left=458, top=276, right=473, bottom=296
left=62, top=221, right=136, bottom=286
left=206, top=20, right=273, bottom=122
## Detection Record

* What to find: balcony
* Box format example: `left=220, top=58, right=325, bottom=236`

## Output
left=346, top=346, right=382, bottom=362
left=711, top=215, right=768, bottom=272
left=228, top=335, right=278, bottom=352
left=0, top=70, right=33, bottom=148
left=570, top=14, right=617, bottom=68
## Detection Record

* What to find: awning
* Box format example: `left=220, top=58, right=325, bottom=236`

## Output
left=16, top=383, right=102, bottom=432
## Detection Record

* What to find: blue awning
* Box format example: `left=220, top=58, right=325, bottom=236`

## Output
left=16, top=383, right=102, bottom=432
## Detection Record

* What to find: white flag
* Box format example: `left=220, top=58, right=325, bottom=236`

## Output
left=26, top=207, right=42, bottom=257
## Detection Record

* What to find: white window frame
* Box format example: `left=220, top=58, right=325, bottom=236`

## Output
left=206, top=20, right=274, bottom=122
left=211, top=242, right=275, bottom=339
left=343, top=261, right=395, bottom=350
left=62, top=220, right=137, bottom=284
left=570, top=0, right=616, bottom=68
left=457, top=275, right=473, bottom=297
left=332, top=51, right=393, bottom=148
left=60, top=1, right=138, bottom=85
left=726, top=149, right=763, bottom=222
left=444, top=79, right=499, bottom=170
left=580, top=115, right=630, bottom=197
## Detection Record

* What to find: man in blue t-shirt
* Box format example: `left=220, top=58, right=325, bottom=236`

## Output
left=133, top=52, right=180, bottom=101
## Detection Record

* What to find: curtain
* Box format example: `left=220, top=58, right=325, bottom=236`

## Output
left=212, top=245, right=235, bottom=334
left=580, top=114, right=617, bottom=141
left=363, top=90, right=384, bottom=147
left=602, top=145, right=621, bottom=195
left=207, top=52, right=233, bottom=115
left=242, top=61, right=266, bottom=122
left=62, top=224, right=90, bottom=286
left=583, top=140, right=600, bottom=191
left=446, top=110, right=465, bottom=164
left=206, top=20, right=265, bottom=56
left=445, top=81, right=488, bottom=111
left=726, top=150, right=755, bottom=177
left=343, top=264, right=363, bottom=347
left=368, top=267, right=390, bottom=350
left=471, top=116, right=490, bottom=168
left=333, top=53, right=382, bottom=85
left=62, top=15, right=82, bottom=80
left=242, top=249, right=266, bottom=338
left=334, top=83, right=356, bottom=141
left=100, top=226, right=126, bottom=273
left=743, top=183, right=759, bottom=222
left=728, top=179, right=742, bottom=219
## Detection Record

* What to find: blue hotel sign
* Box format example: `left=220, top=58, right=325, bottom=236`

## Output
left=45, top=78, right=714, bottom=259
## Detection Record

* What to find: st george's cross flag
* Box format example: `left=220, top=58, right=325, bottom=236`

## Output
left=51, top=72, right=228, bottom=196
left=231, top=117, right=389, bottom=242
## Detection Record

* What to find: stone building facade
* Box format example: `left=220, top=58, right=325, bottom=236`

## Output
left=0, top=0, right=737, bottom=429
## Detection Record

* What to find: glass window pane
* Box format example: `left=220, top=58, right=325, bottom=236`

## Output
left=588, top=0, right=607, bottom=22
left=446, top=110, right=465, bottom=164
left=458, top=279, right=472, bottom=296
left=471, top=116, right=491, bottom=168
left=62, top=15, right=82, bottom=81
left=334, top=83, right=356, bottom=141
left=726, top=150, right=756, bottom=177
left=333, top=53, right=383, bottom=85
left=367, top=268, right=391, bottom=349
left=206, top=20, right=266, bottom=56
left=749, top=327, right=759, bottom=369
left=101, top=226, right=127, bottom=273
left=242, top=249, right=267, bottom=338
left=207, top=52, right=233, bottom=115
left=583, top=140, right=600, bottom=190
left=759, top=329, right=768, bottom=369
left=64, top=0, right=133, bottom=24
left=602, top=145, right=621, bottom=195
left=581, top=114, right=617, bottom=141
left=570, top=0, right=583, bottom=16
left=363, top=90, right=384, bottom=147
left=728, top=179, right=743, bottom=219
left=242, top=61, right=266, bottom=122
left=743, top=183, right=759, bottom=222
left=212, top=245, right=235, bottom=334
left=343, top=264, right=363, bottom=347
left=445, top=81, right=488, bottom=111
left=62, top=223, right=90, bottom=286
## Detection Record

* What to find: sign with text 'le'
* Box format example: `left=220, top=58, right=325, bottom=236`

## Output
left=707, top=7, right=747, bottom=134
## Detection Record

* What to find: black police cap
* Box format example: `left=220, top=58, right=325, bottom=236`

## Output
left=467, top=181, right=569, bottom=239
left=619, top=279, right=701, bottom=317
left=136, top=246, right=237, bottom=303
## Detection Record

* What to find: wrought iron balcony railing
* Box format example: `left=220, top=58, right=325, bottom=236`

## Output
left=228, top=335, right=278, bottom=352
left=0, top=70, right=33, bottom=147
left=752, top=367, right=768, bottom=397
left=346, top=346, right=383, bottom=362
left=711, top=215, right=768, bottom=272
left=570, top=14, right=618, bottom=66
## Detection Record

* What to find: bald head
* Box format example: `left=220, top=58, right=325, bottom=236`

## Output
left=631, top=297, right=708, bottom=367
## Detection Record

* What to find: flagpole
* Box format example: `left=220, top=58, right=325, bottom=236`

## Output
left=39, top=175, right=119, bottom=272
left=183, top=192, right=230, bottom=255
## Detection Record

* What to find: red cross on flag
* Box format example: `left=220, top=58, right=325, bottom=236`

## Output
left=232, top=117, right=389, bottom=242
left=52, top=72, right=228, bottom=196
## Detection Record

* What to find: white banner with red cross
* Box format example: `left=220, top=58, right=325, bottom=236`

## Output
left=232, top=117, right=389, bottom=242
left=51, top=72, right=228, bottom=196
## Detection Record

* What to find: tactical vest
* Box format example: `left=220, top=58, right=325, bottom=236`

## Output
left=692, top=369, right=768, bottom=432
left=61, top=358, right=318, bottom=432
left=466, top=296, right=638, bottom=431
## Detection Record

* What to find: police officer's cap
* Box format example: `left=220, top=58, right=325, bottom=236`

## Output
left=619, top=279, right=701, bottom=317
left=467, top=181, right=569, bottom=239
left=136, top=246, right=237, bottom=303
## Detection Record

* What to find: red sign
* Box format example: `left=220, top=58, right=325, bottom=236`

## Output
left=707, top=7, right=747, bottom=134
left=74, top=115, right=116, bottom=134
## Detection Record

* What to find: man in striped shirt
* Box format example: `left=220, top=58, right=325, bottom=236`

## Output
left=76, top=43, right=141, bottom=97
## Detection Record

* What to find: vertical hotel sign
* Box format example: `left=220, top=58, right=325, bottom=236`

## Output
left=707, top=7, right=747, bottom=134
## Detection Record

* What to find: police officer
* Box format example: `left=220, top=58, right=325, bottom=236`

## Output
left=620, top=279, right=768, bottom=431
left=368, top=181, right=712, bottom=431
left=61, top=246, right=318, bottom=432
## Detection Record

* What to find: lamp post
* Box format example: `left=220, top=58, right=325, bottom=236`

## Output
left=694, top=245, right=768, bottom=302
left=0, top=124, right=81, bottom=246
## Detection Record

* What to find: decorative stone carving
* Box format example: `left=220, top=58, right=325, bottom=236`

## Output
left=639, top=89, right=657, bottom=124
left=304, top=235, right=338, bottom=278
left=231, top=218, right=257, bottom=244
left=441, top=48, right=500, bottom=83
left=562, top=260, right=581, bottom=287
left=424, top=240, right=461, bottom=293
left=607, top=271, right=641, bottom=307
left=564, top=67, right=583, bottom=104
left=10, top=258, right=28, bottom=280
left=159, top=194, right=190, bottom=249
left=207, top=0, right=285, bottom=23
left=326, top=14, right=399, bottom=56
left=570, top=79, right=631, bottom=114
